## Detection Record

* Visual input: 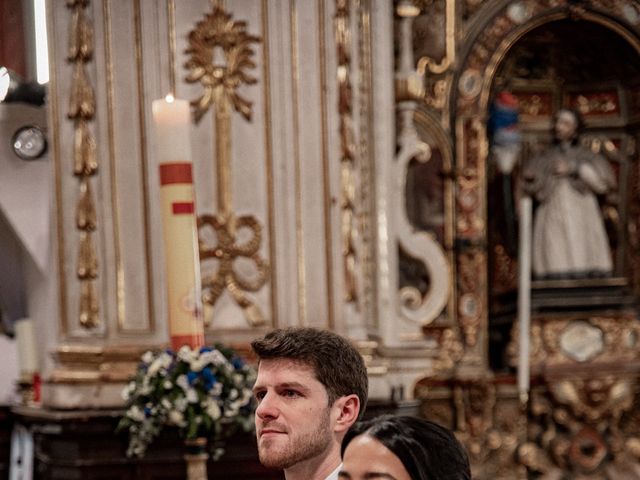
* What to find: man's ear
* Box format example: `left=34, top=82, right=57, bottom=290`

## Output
left=332, top=394, right=360, bottom=433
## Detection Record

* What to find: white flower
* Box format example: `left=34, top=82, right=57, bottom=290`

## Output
left=206, top=400, right=221, bottom=420
left=168, top=410, right=186, bottom=427
left=210, top=383, right=223, bottom=396
left=163, top=380, right=172, bottom=389
left=176, top=374, right=189, bottom=391
left=229, top=388, right=239, bottom=400
left=126, top=405, right=145, bottom=422
left=178, top=345, right=195, bottom=362
left=147, top=357, right=164, bottom=376
left=189, top=358, right=206, bottom=372
left=186, top=388, right=198, bottom=403
left=121, top=381, right=136, bottom=401
left=174, top=397, right=188, bottom=412
left=141, top=351, right=154, bottom=364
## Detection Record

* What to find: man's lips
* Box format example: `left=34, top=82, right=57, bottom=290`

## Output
left=259, top=428, right=286, bottom=438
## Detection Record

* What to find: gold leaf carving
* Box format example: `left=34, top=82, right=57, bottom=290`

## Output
left=336, top=0, right=359, bottom=304
left=68, top=63, right=95, bottom=119
left=73, top=120, right=97, bottom=176
left=185, top=6, right=260, bottom=123
left=79, top=280, right=99, bottom=328
left=77, top=231, right=98, bottom=279
left=75, top=179, right=96, bottom=231
left=67, top=6, right=93, bottom=61
left=199, top=214, right=269, bottom=327
left=68, top=0, right=99, bottom=330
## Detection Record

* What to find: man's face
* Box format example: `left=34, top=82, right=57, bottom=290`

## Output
left=253, top=358, right=334, bottom=470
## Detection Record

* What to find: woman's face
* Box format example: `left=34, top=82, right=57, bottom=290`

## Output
left=554, top=110, right=578, bottom=142
left=339, top=434, right=412, bottom=480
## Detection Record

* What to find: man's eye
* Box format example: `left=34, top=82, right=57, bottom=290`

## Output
left=254, top=391, right=266, bottom=401
left=283, top=389, right=300, bottom=398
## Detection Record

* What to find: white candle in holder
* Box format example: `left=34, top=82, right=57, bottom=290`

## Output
left=15, top=317, right=38, bottom=378
left=152, top=94, right=204, bottom=350
left=517, top=196, right=532, bottom=397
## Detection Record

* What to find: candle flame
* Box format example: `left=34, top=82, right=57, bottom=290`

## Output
left=165, top=93, right=175, bottom=103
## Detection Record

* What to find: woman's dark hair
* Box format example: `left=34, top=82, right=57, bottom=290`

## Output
left=341, top=415, right=471, bottom=480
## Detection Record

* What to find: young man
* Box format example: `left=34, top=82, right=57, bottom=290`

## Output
left=251, top=327, right=369, bottom=480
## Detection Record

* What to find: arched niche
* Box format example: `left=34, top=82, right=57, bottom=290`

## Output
left=451, top=1, right=640, bottom=368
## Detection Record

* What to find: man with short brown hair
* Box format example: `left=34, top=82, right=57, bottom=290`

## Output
left=251, top=327, right=368, bottom=480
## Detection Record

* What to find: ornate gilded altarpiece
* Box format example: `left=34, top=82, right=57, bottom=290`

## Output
left=406, top=0, right=640, bottom=478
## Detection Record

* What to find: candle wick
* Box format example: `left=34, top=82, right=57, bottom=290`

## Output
left=166, top=93, right=175, bottom=103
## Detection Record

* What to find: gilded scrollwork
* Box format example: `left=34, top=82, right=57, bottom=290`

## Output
left=185, top=4, right=268, bottom=327
left=518, top=377, right=640, bottom=476
left=185, top=6, right=260, bottom=123
left=67, top=0, right=99, bottom=329
left=509, top=312, right=640, bottom=368
left=335, top=0, right=360, bottom=304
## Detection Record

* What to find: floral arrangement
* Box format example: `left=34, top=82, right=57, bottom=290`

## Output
left=117, top=344, right=256, bottom=458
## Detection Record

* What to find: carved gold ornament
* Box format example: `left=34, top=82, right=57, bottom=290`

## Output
left=185, top=4, right=267, bottom=327
left=67, top=0, right=99, bottom=329
left=185, top=5, right=260, bottom=124
left=335, top=0, right=360, bottom=304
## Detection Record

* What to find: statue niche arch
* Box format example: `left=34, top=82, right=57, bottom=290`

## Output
left=451, top=1, right=640, bottom=370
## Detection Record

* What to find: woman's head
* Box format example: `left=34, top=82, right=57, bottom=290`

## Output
left=339, top=415, right=471, bottom=480
left=553, top=108, right=584, bottom=145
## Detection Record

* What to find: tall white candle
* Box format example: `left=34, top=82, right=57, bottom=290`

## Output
left=152, top=94, right=192, bottom=162
left=15, top=317, right=38, bottom=377
left=152, top=94, right=204, bottom=350
left=517, top=196, right=532, bottom=397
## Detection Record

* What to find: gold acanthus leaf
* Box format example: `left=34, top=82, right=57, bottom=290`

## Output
left=67, top=6, right=93, bottom=61
left=68, top=63, right=95, bottom=119
left=185, top=6, right=260, bottom=123
left=77, top=231, right=98, bottom=279
left=79, top=280, right=99, bottom=328
left=76, top=178, right=97, bottom=231
left=73, top=120, right=97, bottom=176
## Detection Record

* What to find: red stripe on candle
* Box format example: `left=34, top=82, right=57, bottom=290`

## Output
left=172, top=202, right=195, bottom=214
left=159, top=163, right=193, bottom=185
left=171, top=333, right=205, bottom=351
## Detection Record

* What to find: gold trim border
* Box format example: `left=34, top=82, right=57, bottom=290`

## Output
left=262, top=0, right=278, bottom=328
left=290, top=0, right=307, bottom=325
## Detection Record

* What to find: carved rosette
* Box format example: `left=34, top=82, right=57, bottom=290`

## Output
left=67, top=0, right=99, bottom=329
left=185, top=4, right=268, bottom=327
left=335, top=0, right=360, bottom=305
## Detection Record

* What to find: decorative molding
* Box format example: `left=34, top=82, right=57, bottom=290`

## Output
left=356, top=0, right=375, bottom=321
left=185, top=4, right=268, bottom=327
left=394, top=3, right=450, bottom=328
left=335, top=0, right=359, bottom=305
left=416, top=0, right=455, bottom=76
left=67, top=0, right=100, bottom=330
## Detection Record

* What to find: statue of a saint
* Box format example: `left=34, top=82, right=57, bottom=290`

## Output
left=522, top=108, right=615, bottom=279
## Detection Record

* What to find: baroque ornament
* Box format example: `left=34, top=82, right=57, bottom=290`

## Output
left=67, top=0, right=100, bottom=329
left=185, top=4, right=268, bottom=326
left=185, top=6, right=259, bottom=123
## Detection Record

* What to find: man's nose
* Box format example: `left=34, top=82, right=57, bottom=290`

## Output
left=255, top=392, right=279, bottom=420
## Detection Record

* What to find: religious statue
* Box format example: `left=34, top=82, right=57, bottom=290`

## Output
left=522, top=108, right=616, bottom=279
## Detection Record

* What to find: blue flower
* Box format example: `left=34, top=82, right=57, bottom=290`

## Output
left=202, top=368, right=217, bottom=390
left=199, top=346, right=213, bottom=353
left=144, top=407, right=152, bottom=417
left=187, top=371, right=198, bottom=385
left=232, top=357, right=244, bottom=369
